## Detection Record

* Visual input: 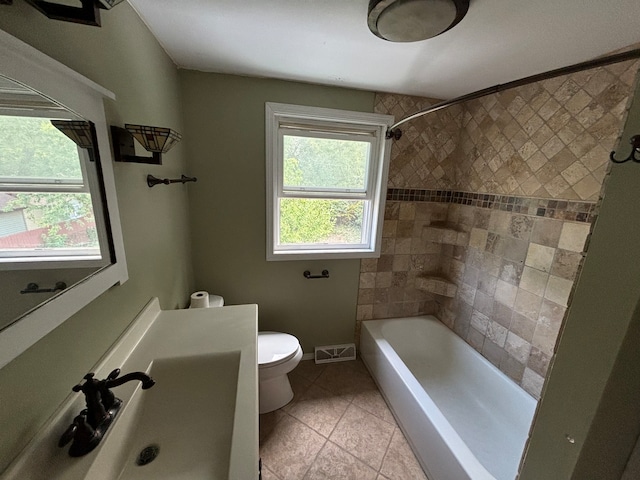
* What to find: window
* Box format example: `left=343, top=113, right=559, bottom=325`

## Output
left=266, top=103, right=393, bottom=260
left=0, top=113, right=106, bottom=267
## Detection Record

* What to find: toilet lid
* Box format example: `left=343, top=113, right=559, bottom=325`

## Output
left=258, top=332, right=300, bottom=366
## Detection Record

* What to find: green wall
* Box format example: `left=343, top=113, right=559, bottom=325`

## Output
left=179, top=71, right=374, bottom=352
left=0, top=3, right=193, bottom=471
left=4, top=3, right=639, bottom=478
left=520, top=74, right=640, bottom=478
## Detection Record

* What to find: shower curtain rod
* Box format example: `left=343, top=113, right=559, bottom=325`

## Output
left=387, top=48, right=640, bottom=139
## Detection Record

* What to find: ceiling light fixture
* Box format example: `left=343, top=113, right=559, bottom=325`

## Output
left=368, top=0, right=469, bottom=42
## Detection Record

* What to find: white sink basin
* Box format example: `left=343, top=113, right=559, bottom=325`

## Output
left=1, top=299, right=258, bottom=480
left=90, top=352, right=241, bottom=480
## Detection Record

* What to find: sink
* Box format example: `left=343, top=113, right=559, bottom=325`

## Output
left=88, top=352, right=241, bottom=480
left=0, top=299, right=258, bottom=480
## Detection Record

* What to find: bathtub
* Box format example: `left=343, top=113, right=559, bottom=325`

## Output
left=360, top=316, right=536, bottom=480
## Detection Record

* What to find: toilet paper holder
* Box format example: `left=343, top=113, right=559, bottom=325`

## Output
left=303, top=270, right=329, bottom=279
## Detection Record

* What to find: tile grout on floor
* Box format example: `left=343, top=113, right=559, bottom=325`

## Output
left=259, top=358, right=426, bottom=480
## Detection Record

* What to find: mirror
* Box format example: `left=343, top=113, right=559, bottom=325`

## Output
left=0, top=76, right=112, bottom=326
left=0, top=30, right=127, bottom=368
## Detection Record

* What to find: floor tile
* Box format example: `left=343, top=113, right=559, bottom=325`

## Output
left=329, top=403, right=394, bottom=470
left=282, top=372, right=312, bottom=414
left=380, top=428, right=428, bottom=480
left=341, top=358, right=371, bottom=377
left=351, top=388, right=396, bottom=426
left=260, top=414, right=326, bottom=480
left=287, top=384, right=350, bottom=437
left=259, top=358, right=429, bottom=479
left=315, top=362, right=377, bottom=398
left=259, top=409, right=286, bottom=446
left=302, top=441, right=378, bottom=480
left=292, top=359, right=327, bottom=382
left=261, top=464, right=281, bottom=480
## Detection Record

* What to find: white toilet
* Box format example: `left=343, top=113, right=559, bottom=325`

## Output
left=258, top=331, right=303, bottom=413
left=190, top=293, right=303, bottom=414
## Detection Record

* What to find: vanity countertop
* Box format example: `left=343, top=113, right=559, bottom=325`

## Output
left=1, top=299, right=259, bottom=480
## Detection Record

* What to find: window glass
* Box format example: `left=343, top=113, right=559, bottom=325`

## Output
left=279, top=198, right=365, bottom=246
left=0, top=191, right=98, bottom=254
left=0, top=115, right=102, bottom=261
left=282, top=135, right=370, bottom=191
left=0, top=116, right=83, bottom=181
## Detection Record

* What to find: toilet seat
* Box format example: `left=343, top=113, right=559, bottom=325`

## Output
left=258, top=332, right=300, bottom=368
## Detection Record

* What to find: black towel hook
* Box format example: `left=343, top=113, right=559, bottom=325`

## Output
left=610, top=135, right=640, bottom=163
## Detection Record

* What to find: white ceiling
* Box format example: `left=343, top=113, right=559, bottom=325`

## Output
left=128, top=0, right=640, bottom=100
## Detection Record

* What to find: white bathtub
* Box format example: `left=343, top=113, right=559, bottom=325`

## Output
left=360, top=316, right=536, bottom=480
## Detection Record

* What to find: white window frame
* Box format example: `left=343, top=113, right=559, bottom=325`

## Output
left=266, top=102, right=393, bottom=261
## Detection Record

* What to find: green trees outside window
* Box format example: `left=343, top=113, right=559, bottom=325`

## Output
left=0, top=116, right=97, bottom=250
left=280, top=135, right=368, bottom=245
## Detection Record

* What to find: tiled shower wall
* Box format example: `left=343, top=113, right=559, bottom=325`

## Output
left=439, top=200, right=591, bottom=397
left=356, top=56, right=640, bottom=398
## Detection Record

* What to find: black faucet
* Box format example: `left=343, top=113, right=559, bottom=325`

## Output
left=58, top=368, right=155, bottom=457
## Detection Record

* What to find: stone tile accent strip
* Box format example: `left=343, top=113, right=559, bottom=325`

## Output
left=387, top=188, right=595, bottom=223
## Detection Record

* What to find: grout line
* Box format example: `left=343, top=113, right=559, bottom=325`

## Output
left=262, top=462, right=283, bottom=480
left=379, top=427, right=399, bottom=476
left=327, top=438, right=381, bottom=477
left=299, top=434, right=327, bottom=480
left=265, top=361, right=403, bottom=477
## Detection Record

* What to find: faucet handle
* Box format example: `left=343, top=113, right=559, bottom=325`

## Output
left=58, top=422, right=77, bottom=448
left=72, top=369, right=120, bottom=393
left=72, top=373, right=96, bottom=393
left=58, top=411, right=94, bottom=448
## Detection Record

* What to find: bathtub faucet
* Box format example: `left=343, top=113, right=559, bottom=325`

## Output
left=58, top=368, right=155, bottom=457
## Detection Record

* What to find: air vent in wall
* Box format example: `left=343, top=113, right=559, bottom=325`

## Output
left=314, top=343, right=356, bottom=364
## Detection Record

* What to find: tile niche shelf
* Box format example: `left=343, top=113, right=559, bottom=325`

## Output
left=422, top=223, right=469, bottom=246
left=417, top=223, right=468, bottom=298
left=416, top=275, right=458, bottom=298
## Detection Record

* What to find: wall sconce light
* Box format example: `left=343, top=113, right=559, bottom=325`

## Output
left=111, top=124, right=182, bottom=165
left=22, top=0, right=126, bottom=27
left=51, top=120, right=98, bottom=161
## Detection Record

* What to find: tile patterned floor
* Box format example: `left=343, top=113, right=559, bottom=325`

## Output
left=259, top=359, right=427, bottom=480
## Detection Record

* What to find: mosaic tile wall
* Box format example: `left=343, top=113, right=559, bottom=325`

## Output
left=376, top=57, right=639, bottom=197
left=456, top=57, right=639, bottom=200
left=376, top=93, right=463, bottom=189
left=357, top=56, right=639, bottom=398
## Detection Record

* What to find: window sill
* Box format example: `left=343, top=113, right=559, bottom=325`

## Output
left=268, top=248, right=380, bottom=261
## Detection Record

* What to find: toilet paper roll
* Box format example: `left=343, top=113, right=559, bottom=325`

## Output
left=190, top=291, right=209, bottom=309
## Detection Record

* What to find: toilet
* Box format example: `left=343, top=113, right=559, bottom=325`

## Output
left=258, top=331, right=303, bottom=413
left=190, top=293, right=303, bottom=414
